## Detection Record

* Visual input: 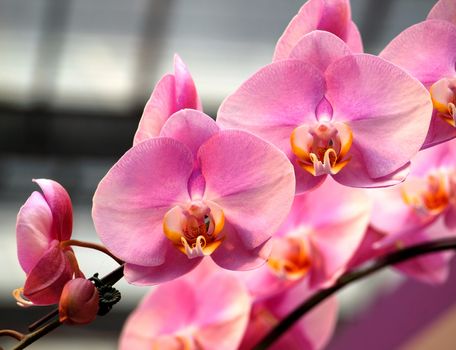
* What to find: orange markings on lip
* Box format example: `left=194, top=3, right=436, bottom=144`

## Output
left=290, top=122, right=353, bottom=176
left=267, top=237, right=311, bottom=280
left=163, top=201, right=225, bottom=259
left=401, top=172, right=451, bottom=216
left=430, top=77, right=456, bottom=127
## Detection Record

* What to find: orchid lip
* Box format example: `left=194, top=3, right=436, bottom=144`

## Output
left=163, top=200, right=225, bottom=259
left=430, top=77, right=456, bottom=127
left=267, top=237, right=311, bottom=281
left=401, top=170, right=454, bottom=216
left=290, top=121, right=353, bottom=176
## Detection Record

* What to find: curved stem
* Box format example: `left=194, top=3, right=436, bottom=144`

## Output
left=61, top=240, right=123, bottom=265
left=253, top=236, right=456, bottom=350
left=0, top=330, right=24, bottom=341
left=12, top=319, right=61, bottom=350
left=11, top=265, right=125, bottom=350
left=28, top=310, right=58, bottom=332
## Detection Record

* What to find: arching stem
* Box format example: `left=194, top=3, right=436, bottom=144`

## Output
left=60, top=239, right=123, bottom=265
left=8, top=265, right=125, bottom=350
left=0, top=330, right=24, bottom=341
left=253, top=236, right=456, bottom=349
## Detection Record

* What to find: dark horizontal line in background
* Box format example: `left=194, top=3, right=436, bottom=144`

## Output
left=0, top=102, right=216, bottom=158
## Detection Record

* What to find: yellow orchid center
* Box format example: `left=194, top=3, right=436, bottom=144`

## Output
left=163, top=200, right=225, bottom=259
left=401, top=170, right=454, bottom=216
left=430, top=77, right=456, bottom=127
left=290, top=121, right=353, bottom=176
left=267, top=237, right=311, bottom=280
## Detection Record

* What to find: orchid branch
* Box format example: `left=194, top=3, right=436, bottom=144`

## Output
left=4, top=238, right=456, bottom=350
left=60, top=240, right=124, bottom=265
left=0, top=330, right=24, bottom=341
left=8, top=265, right=125, bottom=350
left=253, top=236, right=456, bottom=350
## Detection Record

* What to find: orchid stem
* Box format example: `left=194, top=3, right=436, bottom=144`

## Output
left=253, top=236, right=456, bottom=350
left=0, top=330, right=24, bottom=341
left=9, top=265, right=125, bottom=350
left=12, top=319, right=61, bottom=350
left=61, top=239, right=123, bottom=265
left=28, top=310, right=58, bottom=332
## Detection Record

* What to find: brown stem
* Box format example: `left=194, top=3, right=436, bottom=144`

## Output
left=0, top=330, right=24, bottom=341
left=10, top=265, right=125, bottom=350
left=12, top=320, right=61, bottom=350
left=28, top=310, right=58, bottom=332
left=61, top=239, right=123, bottom=265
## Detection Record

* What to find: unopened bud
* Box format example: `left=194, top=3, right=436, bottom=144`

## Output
left=59, top=278, right=99, bottom=325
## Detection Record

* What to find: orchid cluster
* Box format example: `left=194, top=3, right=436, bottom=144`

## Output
left=3, top=0, right=456, bottom=349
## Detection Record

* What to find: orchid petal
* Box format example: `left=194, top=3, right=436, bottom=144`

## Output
left=277, top=178, right=371, bottom=287
left=16, top=192, right=53, bottom=273
left=369, top=184, right=434, bottom=237
left=133, top=55, right=201, bottom=145
left=199, top=130, right=295, bottom=249
left=411, top=137, right=456, bottom=176
left=380, top=20, right=456, bottom=85
left=423, top=112, right=456, bottom=149
left=160, top=109, right=219, bottom=159
left=289, top=30, right=352, bottom=73
left=23, top=241, right=73, bottom=305
left=428, top=0, right=456, bottom=26
left=294, top=165, right=327, bottom=193
left=92, top=138, right=193, bottom=266
left=347, top=227, right=386, bottom=269
left=345, top=20, right=363, bottom=53
left=33, top=179, right=73, bottom=242
left=133, top=74, right=176, bottom=144
left=173, top=54, right=202, bottom=111
left=119, top=279, right=196, bottom=350
left=326, top=54, right=432, bottom=180
left=332, top=144, right=411, bottom=188
left=123, top=241, right=202, bottom=285
left=120, top=264, right=250, bottom=350
left=211, top=221, right=272, bottom=271
left=193, top=273, right=250, bottom=350
left=273, top=0, right=361, bottom=61
left=217, top=60, right=326, bottom=155
left=269, top=283, right=338, bottom=350
left=240, top=265, right=294, bottom=301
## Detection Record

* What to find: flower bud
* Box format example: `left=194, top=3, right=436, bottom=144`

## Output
left=59, top=278, right=99, bottom=325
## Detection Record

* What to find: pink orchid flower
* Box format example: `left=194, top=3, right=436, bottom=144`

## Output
left=370, top=138, right=456, bottom=241
left=59, top=278, right=99, bottom=325
left=361, top=138, right=456, bottom=284
left=239, top=281, right=338, bottom=350
left=273, top=0, right=363, bottom=61
left=218, top=39, right=432, bottom=192
left=133, top=54, right=202, bottom=145
left=241, top=178, right=370, bottom=300
left=15, top=179, right=82, bottom=306
left=119, top=261, right=251, bottom=350
left=380, top=3, right=456, bottom=148
left=93, top=109, right=295, bottom=285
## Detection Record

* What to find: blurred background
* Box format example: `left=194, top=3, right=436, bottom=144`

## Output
left=1, top=0, right=456, bottom=349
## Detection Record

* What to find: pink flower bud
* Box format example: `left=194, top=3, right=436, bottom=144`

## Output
left=59, top=278, right=99, bottom=325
